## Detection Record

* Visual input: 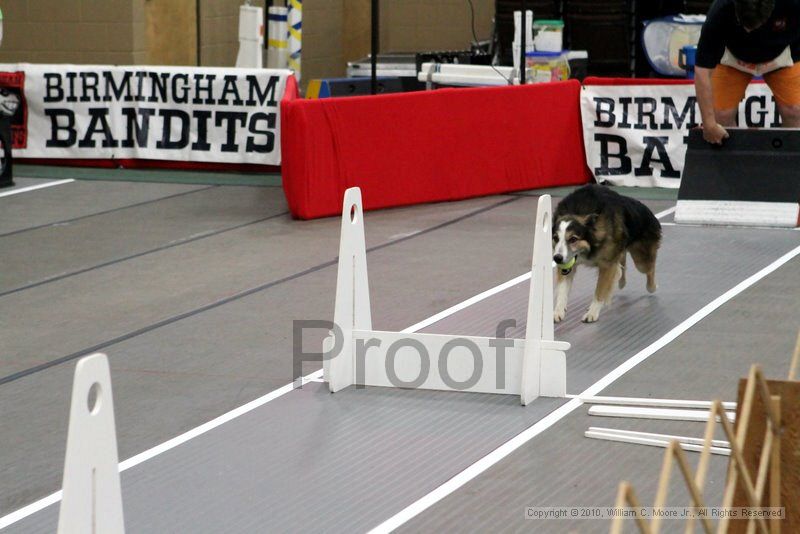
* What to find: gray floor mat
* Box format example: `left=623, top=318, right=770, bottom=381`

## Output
left=425, top=226, right=799, bottom=393
left=401, top=259, right=799, bottom=534
left=1, top=194, right=532, bottom=513
left=0, top=186, right=288, bottom=294
left=402, top=409, right=730, bottom=534
left=0, top=180, right=205, bottom=235
left=0, top=196, right=511, bottom=382
left=6, top=385, right=567, bottom=533
left=3, top=224, right=797, bottom=532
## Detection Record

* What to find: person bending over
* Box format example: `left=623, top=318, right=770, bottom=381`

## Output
left=695, top=0, right=800, bottom=144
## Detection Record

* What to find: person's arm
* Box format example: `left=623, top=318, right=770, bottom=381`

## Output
left=694, top=0, right=731, bottom=144
left=695, top=66, right=729, bottom=144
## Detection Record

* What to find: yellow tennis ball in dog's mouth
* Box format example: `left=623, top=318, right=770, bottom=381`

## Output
left=557, top=256, right=576, bottom=271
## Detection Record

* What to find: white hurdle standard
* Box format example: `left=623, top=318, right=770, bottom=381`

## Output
left=57, top=353, right=125, bottom=534
left=323, top=188, right=569, bottom=405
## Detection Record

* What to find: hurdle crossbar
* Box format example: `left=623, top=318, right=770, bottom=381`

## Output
left=418, top=63, right=515, bottom=87
left=587, top=405, right=737, bottom=423
left=579, top=395, right=737, bottom=410
left=584, top=427, right=731, bottom=455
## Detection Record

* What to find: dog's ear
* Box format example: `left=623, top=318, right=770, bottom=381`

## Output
left=584, top=214, right=599, bottom=227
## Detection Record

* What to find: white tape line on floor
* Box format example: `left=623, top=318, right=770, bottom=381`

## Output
left=0, top=179, right=74, bottom=198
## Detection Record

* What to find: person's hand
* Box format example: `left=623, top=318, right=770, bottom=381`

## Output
left=702, top=122, right=729, bottom=145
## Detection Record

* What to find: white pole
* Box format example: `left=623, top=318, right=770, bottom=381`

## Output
left=587, top=405, right=737, bottom=422
left=579, top=395, right=737, bottom=411
left=235, top=3, right=264, bottom=68
left=585, top=429, right=731, bottom=456
left=512, top=10, right=533, bottom=75
left=267, top=6, right=288, bottom=69
left=587, top=427, right=730, bottom=448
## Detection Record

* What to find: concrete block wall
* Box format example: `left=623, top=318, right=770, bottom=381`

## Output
left=199, top=0, right=262, bottom=67
left=381, top=0, right=494, bottom=53
left=0, top=0, right=141, bottom=65
left=299, top=0, right=494, bottom=90
left=303, top=0, right=345, bottom=82
left=0, top=0, right=494, bottom=89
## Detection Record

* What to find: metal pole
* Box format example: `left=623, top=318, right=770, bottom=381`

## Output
left=196, top=0, right=202, bottom=66
left=371, top=0, right=379, bottom=94
left=520, top=0, right=527, bottom=84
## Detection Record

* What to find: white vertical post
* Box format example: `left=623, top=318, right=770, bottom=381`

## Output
left=57, top=353, right=125, bottom=534
left=513, top=10, right=534, bottom=74
left=287, top=0, right=302, bottom=82
left=324, top=188, right=372, bottom=392
left=266, top=6, right=289, bottom=69
left=537, top=194, right=566, bottom=399
left=235, top=4, right=264, bottom=69
left=521, top=195, right=565, bottom=404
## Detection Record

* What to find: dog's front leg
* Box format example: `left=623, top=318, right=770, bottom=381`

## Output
left=554, top=268, right=575, bottom=323
left=583, top=264, right=618, bottom=323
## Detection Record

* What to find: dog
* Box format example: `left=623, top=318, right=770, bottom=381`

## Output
left=551, top=184, right=661, bottom=323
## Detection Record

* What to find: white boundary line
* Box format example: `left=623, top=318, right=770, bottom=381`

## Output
left=654, top=206, right=676, bottom=219
left=0, top=203, right=682, bottom=530
left=0, top=179, right=74, bottom=198
left=368, top=243, right=800, bottom=534
left=662, top=221, right=800, bottom=231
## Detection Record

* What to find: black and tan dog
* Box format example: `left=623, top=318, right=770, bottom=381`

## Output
left=552, top=184, right=661, bottom=323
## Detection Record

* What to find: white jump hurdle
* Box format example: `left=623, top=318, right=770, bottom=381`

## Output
left=323, top=188, right=569, bottom=405
left=57, top=353, right=125, bottom=534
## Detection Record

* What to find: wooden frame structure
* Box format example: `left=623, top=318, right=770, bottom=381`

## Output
left=788, top=330, right=799, bottom=381
left=610, top=347, right=797, bottom=534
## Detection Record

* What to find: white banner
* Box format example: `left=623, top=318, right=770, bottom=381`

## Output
left=0, top=64, right=292, bottom=165
left=581, top=83, right=778, bottom=188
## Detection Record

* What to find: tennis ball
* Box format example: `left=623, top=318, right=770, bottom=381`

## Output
left=557, top=256, right=576, bottom=270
